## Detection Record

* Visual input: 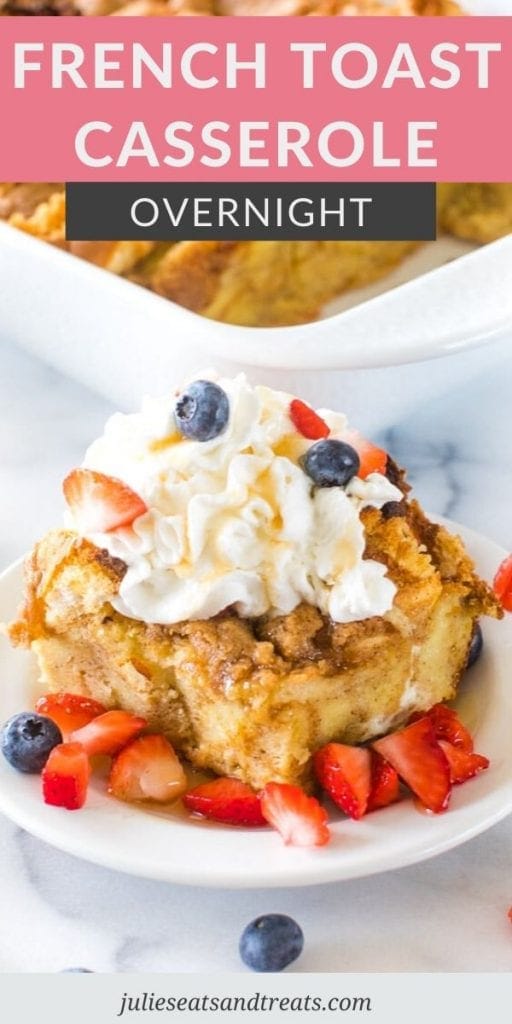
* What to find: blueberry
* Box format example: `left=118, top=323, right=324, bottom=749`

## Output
left=467, top=622, right=483, bottom=670
left=175, top=380, right=229, bottom=442
left=1, top=712, right=62, bottom=773
left=239, top=914, right=304, bottom=972
left=303, top=439, right=360, bottom=488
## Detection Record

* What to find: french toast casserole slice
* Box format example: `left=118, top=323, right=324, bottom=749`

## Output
left=9, top=491, right=501, bottom=791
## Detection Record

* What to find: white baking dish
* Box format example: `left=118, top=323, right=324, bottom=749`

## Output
left=1, top=220, right=511, bottom=433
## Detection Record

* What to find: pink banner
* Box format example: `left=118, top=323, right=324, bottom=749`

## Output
left=0, top=16, right=510, bottom=182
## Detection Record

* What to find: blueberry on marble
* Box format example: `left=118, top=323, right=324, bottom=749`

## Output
left=1, top=712, right=62, bottom=773
left=239, top=914, right=304, bottom=972
left=467, top=622, right=483, bottom=669
left=303, top=439, right=360, bottom=488
left=174, top=380, right=229, bottom=442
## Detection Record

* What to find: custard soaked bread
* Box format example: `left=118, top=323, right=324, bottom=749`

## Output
left=10, top=506, right=498, bottom=790
left=9, top=376, right=501, bottom=790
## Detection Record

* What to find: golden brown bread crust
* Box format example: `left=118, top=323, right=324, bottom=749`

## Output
left=438, top=184, right=512, bottom=245
left=9, top=495, right=501, bottom=789
left=0, top=183, right=63, bottom=220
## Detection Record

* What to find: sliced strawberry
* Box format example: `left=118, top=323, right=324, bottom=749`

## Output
left=367, top=751, right=400, bottom=812
left=63, top=468, right=147, bottom=534
left=373, top=717, right=451, bottom=814
left=314, top=743, right=371, bottom=820
left=344, top=428, right=388, bottom=479
left=508, top=907, right=512, bottom=924
left=260, top=782, right=330, bottom=847
left=493, top=554, right=512, bottom=613
left=183, top=777, right=266, bottom=826
left=414, top=704, right=474, bottom=753
left=35, top=692, right=107, bottom=735
left=109, top=734, right=187, bottom=804
left=438, top=740, right=489, bottom=785
left=289, top=399, right=330, bottom=441
left=42, top=742, right=90, bottom=810
left=71, top=710, right=146, bottom=757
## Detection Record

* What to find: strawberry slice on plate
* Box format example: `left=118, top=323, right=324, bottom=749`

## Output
left=71, top=710, right=146, bottom=757
left=373, top=717, right=451, bottom=814
left=289, top=399, right=330, bottom=441
left=109, top=734, right=187, bottom=803
left=260, top=782, right=330, bottom=847
left=438, top=740, right=489, bottom=785
left=343, top=429, right=388, bottom=479
left=314, top=743, right=371, bottom=820
left=35, top=692, right=107, bottom=735
left=367, top=751, right=400, bottom=812
left=63, top=468, right=147, bottom=533
left=184, top=777, right=266, bottom=827
left=42, top=742, right=90, bottom=810
left=493, top=554, right=512, bottom=612
left=415, top=703, right=474, bottom=753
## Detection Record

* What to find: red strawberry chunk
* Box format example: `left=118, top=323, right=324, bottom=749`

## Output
left=260, top=782, right=330, bottom=847
left=71, top=710, right=146, bottom=757
left=373, top=717, right=451, bottom=814
left=184, top=777, right=266, bottom=827
left=508, top=907, right=512, bottom=924
left=289, top=399, right=330, bottom=441
left=42, top=742, right=90, bottom=810
left=109, top=734, right=187, bottom=804
left=414, top=703, right=474, bottom=753
left=438, top=740, right=489, bottom=785
left=36, top=692, right=107, bottom=735
left=367, top=751, right=400, bottom=812
left=63, top=468, right=147, bottom=534
left=314, top=743, right=371, bottom=820
left=493, top=554, right=512, bottom=612
left=343, top=429, right=388, bottom=479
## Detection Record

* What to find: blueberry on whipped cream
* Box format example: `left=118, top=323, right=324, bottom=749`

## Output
left=302, top=438, right=360, bottom=488
left=64, top=374, right=403, bottom=626
left=174, top=379, right=230, bottom=442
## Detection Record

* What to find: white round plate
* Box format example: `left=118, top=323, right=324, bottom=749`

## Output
left=0, top=519, right=511, bottom=889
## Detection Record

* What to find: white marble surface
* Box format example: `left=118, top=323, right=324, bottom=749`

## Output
left=1, top=332, right=512, bottom=974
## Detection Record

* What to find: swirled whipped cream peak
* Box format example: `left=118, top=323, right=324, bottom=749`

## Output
left=64, top=374, right=403, bottom=625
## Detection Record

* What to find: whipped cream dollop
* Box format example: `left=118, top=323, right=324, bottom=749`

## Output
left=72, top=374, right=402, bottom=625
